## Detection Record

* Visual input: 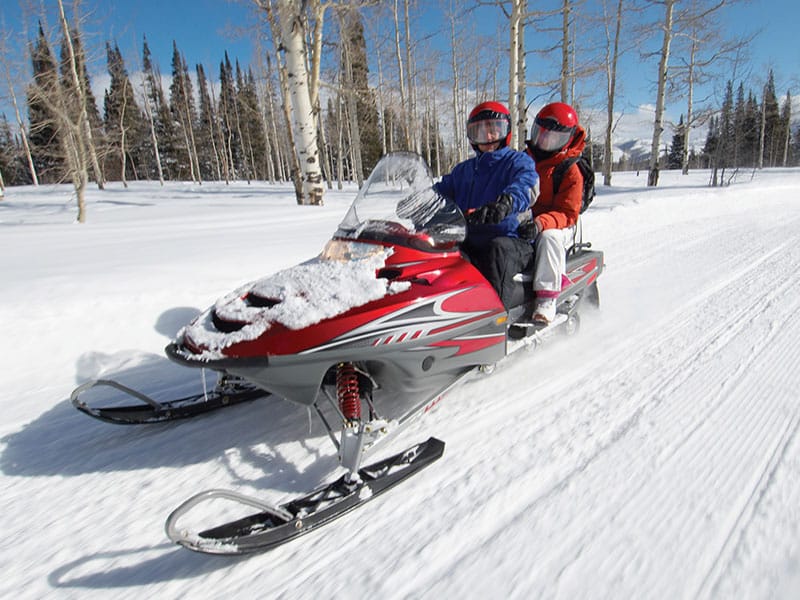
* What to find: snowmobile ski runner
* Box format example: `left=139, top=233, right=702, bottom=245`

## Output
left=71, top=376, right=267, bottom=424
left=165, top=437, right=444, bottom=554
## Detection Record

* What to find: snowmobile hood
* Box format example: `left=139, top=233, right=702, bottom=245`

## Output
left=173, top=153, right=484, bottom=362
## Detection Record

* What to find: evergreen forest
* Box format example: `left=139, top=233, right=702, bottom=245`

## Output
left=0, top=0, right=797, bottom=207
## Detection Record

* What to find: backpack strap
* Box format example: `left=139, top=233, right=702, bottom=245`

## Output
left=552, top=156, right=581, bottom=195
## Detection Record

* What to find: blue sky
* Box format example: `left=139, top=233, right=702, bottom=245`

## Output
left=1, top=0, right=798, bottom=144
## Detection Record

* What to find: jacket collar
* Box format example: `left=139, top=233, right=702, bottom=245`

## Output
left=474, top=145, right=512, bottom=168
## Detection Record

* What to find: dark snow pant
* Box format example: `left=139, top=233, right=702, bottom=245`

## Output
left=463, top=236, right=534, bottom=309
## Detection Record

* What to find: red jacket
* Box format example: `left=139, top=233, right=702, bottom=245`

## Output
left=526, top=125, right=586, bottom=231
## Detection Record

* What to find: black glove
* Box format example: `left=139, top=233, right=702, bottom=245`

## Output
left=517, top=218, right=541, bottom=241
left=469, top=194, right=513, bottom=225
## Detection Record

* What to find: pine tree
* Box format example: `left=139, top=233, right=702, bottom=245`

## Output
left=0, top=114, right=27, bottom=186
left=702, top=115, right=718, bottom=169
left=761, top=70, right=781, bottom=167
left=169, top=41, right=200, bottom=181
left=60, top=29, right=102, bottom=135
left=780, top=91, right=792, bottom=167
left=793, top=125, right=800, bottom=167
left=667, top=115, right=685, bottom=169
left=744, top=90, right=761, bottom=167
left=218, top=53, right=242, bottom=180
left=142, top=36, right=177, bottom=179
left=27, top=23, right=63, bottom=182
left=237, top=67, right=268, bottom=180
left=233, top=61, right=253, bottom=181
left=59, top=25, right=104, bottom=186
left=195, top=63, right=221, bottom=180
left=715, top=81, right=735, bottom=182
left=732, top=83, right=746, bottom=168
left=103, top=42, right=145, bottom=183
left=341, top=9, right=381, bottom=177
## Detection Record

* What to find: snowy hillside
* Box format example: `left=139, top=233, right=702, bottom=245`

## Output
left=614, top=137, right=652, bottom=163
left=2, top=166, right=800, bottom=599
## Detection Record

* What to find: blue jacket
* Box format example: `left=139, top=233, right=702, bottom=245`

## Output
left=434, top=146, right=538, bottom=247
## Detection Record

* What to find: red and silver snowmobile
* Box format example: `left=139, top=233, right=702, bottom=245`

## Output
left=72, top=152, right=603, bottom=554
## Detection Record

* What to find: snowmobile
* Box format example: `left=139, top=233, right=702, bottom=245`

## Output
left=71, top=151, right=603, bottom=554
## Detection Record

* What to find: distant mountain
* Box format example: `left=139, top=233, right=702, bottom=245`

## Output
left=613, top=138, right=651, bottom=164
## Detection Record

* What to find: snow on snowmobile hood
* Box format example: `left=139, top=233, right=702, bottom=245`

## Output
left=178, top=153, right=465, bottom=359
left=179, top=241, right=410, bottom=359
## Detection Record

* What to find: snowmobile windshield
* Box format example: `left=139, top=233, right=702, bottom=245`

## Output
left=336, top=152, right=467, bottom=251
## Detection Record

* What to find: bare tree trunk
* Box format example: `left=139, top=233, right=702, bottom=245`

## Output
left=206, top=86, right=224, bottom=180
left=277, top=0, right=324, bottom=205
left=392, top=0, right=408, bottom=149
left=119, top=82, right=129, bottom=187
left=261, top=0, right=303, bottom=194
left=782, top=93, right=791, bottom=167
left=758, top=84, right=766, bottom=170
left=179, top=64, right=202, bottom=183
left=259, top=99, right=276, bottom=182
left=376, top=41, right=388, bottom=156
left=603, top=0, right=623, bottom=186
left=336, top=96, right=344, bottom=189
left=219, top=79, right=238, bottom=180
left=682, top=39, right=696, bottom=175
left=307, top=0, right=326, bottom=111
left=338, top=11, right=364, bottom=185
left=403, top=0, right=419, bottom=152
left=57, top=0, right=104, bottom=190
left=263, top=53, right=285, bottom=181
left=231, top=85, right=250, bottom=182
left=509, top=0, right=527, bottom=146
left=1, top=48, right=39, bottom=185
left=560, top=0, right=571, bottom=102
left=647, top=0, right=675, bottom=187
left=209, top=82, right=231, bottom=183
left=140, top=78, right=165, bottom=185
left=178, top=118, right=197, bottom=182
left=447, top=5, right=464, bottom=161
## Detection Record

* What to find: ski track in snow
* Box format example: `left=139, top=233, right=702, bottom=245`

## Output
left=2, top=171, right=800, bottom=599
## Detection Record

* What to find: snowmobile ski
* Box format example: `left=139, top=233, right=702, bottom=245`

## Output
left=70, top=378, right=267, bottom=425
left=165, top=437, right=445, bottom=555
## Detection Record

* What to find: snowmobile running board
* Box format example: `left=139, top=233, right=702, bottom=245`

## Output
left=165, top=437, right=445, bottom=555
left=70, top=378, right=267, bottom=424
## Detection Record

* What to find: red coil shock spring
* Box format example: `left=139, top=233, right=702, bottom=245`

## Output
left=336, top=363, right=361, bottom=421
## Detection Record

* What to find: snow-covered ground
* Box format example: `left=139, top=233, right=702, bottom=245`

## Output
left=2, top=165, right=800, bottom=599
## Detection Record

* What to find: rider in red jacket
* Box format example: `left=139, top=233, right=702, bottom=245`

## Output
left=524, top=102, right=586, bottom=324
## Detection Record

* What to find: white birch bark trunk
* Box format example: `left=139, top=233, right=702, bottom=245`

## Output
left=6, top=68, right=39, bottom=186
left=57, top=0, right=104, bottom=190
left=603, top=0, right=623, bottom=186
left=648, top=0, right=675, bottom=187
left=508, top=0, right=525, bottom=145
left=682, top=42, right=695, bottom=175
left=782, top=93, right=791, bottom=167
left=278, top=1, right=323, bottom=205
left=392, top=0, right=408, bottom=149
left=119, top=84, right=128, bottom=187
left=758, top=86, right=766, bottom=170
left=447, top=8, right=464, bottom=161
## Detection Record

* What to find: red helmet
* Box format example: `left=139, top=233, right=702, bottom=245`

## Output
left=467, top=101, right=512, bottom=150
left=529, top=102, right=578, bottom=154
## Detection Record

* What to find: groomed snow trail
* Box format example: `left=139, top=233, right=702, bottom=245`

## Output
left=1, top=170, right=800, bottom=599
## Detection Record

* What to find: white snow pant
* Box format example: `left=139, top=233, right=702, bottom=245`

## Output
left=533, top=225, right=576, bottom=300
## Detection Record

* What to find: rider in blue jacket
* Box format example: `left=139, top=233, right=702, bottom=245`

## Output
left=434, top=101, right=539, bottom=309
